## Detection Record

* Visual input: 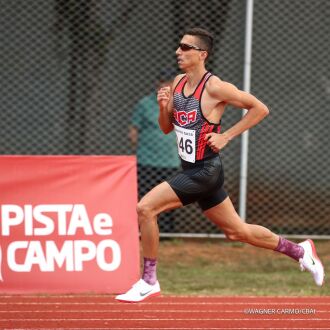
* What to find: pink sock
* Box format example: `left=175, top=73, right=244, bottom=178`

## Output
left=142, top=257, right=157, bottom=285
left=274, top=236, right=304, bottom=261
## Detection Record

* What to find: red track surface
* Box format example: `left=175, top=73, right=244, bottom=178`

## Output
left=0, top=295, right=330, bottom=329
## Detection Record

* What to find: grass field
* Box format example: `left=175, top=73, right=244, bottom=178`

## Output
left=155, top=238, right=329, bottom=296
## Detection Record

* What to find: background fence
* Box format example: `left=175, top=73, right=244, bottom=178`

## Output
left=1, top=0, right=329, bottom=236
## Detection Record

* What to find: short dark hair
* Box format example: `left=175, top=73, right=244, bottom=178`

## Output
left=184, top=27, right=214, bottom=59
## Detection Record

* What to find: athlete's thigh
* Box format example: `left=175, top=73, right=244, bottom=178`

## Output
left=203, top=196, right=244, bottom=232
left=140, top=181, right=183, bottom=215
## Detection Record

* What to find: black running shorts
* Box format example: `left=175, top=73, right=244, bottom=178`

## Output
left=166, top=155, right=228, bottom=211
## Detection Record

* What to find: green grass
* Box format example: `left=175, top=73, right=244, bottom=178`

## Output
left=155, top=238, right=330, bottom=296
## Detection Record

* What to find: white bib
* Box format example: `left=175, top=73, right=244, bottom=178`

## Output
left=174, top=125, right=196, bottom=163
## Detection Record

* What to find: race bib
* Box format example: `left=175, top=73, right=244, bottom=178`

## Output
left=174, top=125, right=196, bottom=163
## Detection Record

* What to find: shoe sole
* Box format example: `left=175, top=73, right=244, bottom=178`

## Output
left=115, top=291, right=161, bottom=303
left=307, top=239, right=325, bottom=286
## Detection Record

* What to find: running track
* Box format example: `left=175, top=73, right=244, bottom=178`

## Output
left=0, top=295, right=330, bottom=329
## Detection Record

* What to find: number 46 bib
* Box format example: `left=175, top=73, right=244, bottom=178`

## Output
left=174, top=125, right=196, bottom=163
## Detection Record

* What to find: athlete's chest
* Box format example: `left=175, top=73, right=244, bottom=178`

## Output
left=173, top=94, right=200, bottom=127
left=173, top=91, right=222, bottom=126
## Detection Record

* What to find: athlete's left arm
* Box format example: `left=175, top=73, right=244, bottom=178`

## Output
left=205, top=78, right=269, bottom=152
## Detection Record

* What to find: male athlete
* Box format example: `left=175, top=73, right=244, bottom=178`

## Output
left=116, top=27, right=324, bottom=302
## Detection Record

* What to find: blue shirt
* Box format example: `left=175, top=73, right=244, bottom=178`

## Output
left=132, top=92, right=180, bottom=168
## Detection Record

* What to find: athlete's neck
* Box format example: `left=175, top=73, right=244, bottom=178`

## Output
left=185, top=67, right=208, bottom=88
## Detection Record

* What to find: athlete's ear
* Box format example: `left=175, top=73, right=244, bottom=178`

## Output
left=200, top=51, right=208, bottom=62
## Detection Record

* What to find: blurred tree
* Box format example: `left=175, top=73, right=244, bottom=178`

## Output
left=54, top=0, right=134, bottom=153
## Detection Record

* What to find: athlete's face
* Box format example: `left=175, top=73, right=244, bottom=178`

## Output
left=176, top=35, right=207, bottom=70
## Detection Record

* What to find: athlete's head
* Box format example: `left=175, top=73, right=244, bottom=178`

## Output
left=184, top=28, right=214, bottom=57
left=176, top=27, right=214, bottom=70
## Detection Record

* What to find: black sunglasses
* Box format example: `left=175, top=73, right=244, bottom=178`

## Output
left=179, top=43, right=205, bottom=52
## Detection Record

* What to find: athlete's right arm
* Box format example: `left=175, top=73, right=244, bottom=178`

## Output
left=157, top=75, right=182, bottom=134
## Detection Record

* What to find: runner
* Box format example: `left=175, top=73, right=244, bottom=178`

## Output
left=116, top=27, right=324, bottom=303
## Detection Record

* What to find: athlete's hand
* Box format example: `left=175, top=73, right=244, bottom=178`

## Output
left=205, top=133, right=230, bottom=152
left=157, top=86, right=171, bottom=110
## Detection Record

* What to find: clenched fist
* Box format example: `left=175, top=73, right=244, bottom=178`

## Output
left=157, top=86, right=171, bottom=109
left=205, top=132, right=230, bottom=152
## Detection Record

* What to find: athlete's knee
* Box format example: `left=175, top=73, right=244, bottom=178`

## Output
left=136, top=200, right=157, bottom=224
left=225, top=224, right=250, bottom=242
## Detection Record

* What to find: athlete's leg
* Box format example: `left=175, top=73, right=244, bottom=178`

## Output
left=137, top=181, right=182, bottom=259
left=204, top=196, right=279, bottom=249
left=116, top=181, right=182, bottom=302
left=204, top=196, right=324, bottom=286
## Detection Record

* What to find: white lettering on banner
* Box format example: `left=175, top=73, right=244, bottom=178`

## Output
left=0, top=204, right=121, bottom=279
left=0, top=204, right=111, bottom=236
left=7, top=240, right=121, bottom=272
left=2, top=205, right=24, bottom=235
left=67, top=205, right=93, bottom=236
left=93, top=213, right=113, bottom=235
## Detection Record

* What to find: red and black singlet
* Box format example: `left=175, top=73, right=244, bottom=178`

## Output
left=172, top=71, right=221, bottom=163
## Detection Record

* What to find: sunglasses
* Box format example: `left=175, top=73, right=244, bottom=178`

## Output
left=179, top=43, right=205, bottom=52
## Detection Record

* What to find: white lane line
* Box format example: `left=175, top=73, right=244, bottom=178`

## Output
left=1, top=302, right=330, bottom=305
left=0, top=294, right=328, bottom=298
left=0, top=310, right=329, bottom=313
left=1, top=318, right=330, bottom=321
left=7, top=328, right=330, bottom=330
left=5, top=328, right=330, bottom=330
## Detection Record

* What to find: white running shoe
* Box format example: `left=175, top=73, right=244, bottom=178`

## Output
left=115, top=279, right=161, bottom=303
left=298, top=239, right=325, bottom=286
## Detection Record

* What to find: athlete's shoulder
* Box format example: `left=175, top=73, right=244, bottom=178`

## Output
left=171, top=74, right=186, bottom=92
left=207, top=74, right=224, bottom=87
left=207, top=75, right=238, bottom=96
left=207, top=75, right=225, bottom=94
left=173, top=73, right=186, bottom=84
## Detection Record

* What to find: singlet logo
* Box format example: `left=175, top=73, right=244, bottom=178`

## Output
left=173, top=110, right=197, bottom=126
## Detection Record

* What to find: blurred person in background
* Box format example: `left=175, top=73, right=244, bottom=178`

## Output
left=117, top=27, right=324, bottom=303
left=129, top=69, right=180, bottom=233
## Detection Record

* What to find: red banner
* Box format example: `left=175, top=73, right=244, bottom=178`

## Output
left=0, top=156, right=139, bottom=293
